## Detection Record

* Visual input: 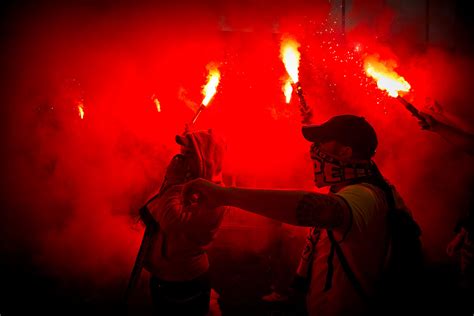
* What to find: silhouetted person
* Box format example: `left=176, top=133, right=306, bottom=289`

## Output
left=183, top=115, right=422, bottom=316
left=141, top=130, right=227, bottom=315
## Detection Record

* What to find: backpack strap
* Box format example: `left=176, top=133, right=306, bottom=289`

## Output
left=324, top=181, right=394, bottom=304
left=323, top=164, right=400, bottom=302
left=325, top=178, right=392, bottom=304
left=323, top=235, right=336, bottom=291
left=326, top=230, right=370, bottom=303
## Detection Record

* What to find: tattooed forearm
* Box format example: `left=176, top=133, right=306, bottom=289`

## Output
left=296, top=193, right=346, bottom=228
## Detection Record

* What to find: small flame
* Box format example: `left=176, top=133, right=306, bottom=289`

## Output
left=280, top=37, right=301, bottom=83
left=364, top=55, right=411, bottom=98
left=77, top=102, right=84, bottom=119
left=201, top=64, right=221, bottom=107
left=152, top=95, right=161, bottom=112
left=283, top=78, right=293, bottom=103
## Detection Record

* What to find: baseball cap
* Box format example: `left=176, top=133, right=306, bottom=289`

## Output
left=302, top=115, right=378, bottom=158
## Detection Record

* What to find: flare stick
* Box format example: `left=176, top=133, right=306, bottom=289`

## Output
left=396, top=96, right=427, bottom=123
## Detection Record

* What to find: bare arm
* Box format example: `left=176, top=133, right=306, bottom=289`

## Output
left=183, top=179, right=350, bottom=229
left=419, top=112, right=474, bottom=155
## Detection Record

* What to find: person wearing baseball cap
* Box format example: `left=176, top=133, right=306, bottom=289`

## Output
left=301, top=115, right=378, bottom=188
left=182, top=115, right=421, bottom=315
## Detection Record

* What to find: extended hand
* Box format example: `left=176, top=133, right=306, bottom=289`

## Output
left=182, top=178, right=227, bottom=210
left=418, top=112, right=440, bottom=132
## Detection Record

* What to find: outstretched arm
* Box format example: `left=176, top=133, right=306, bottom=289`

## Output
left=183, top=179, right=350, bottom=229
left=419, top=112, right=474, bottom=156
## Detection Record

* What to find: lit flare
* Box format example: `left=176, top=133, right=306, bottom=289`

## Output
left=152, top=95, right=161, bottom=112
left=283, top=78, right=293, bottom=103
left=364, top=55, right=411, bottom=97
left=280, top=37, right=301, bottom=84
left=77, top=102, right=84, bottom=119
left=201, top=64, right=221, bottom=107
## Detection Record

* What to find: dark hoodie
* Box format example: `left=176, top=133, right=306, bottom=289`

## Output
left=144, top=130, right=226, bottom=281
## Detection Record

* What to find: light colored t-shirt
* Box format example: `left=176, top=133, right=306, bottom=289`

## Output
left=306, top=183, right=389, bottom=316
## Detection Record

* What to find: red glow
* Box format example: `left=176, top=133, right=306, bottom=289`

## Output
left=2, top=2, right=474, bottom=310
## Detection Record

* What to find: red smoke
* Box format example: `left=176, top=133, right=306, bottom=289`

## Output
left=1, top=0, right=473, bottom=309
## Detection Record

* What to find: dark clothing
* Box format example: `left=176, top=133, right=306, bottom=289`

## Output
left=149, top=272, right=211, bottom=316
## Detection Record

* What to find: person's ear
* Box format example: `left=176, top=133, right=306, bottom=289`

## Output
left=339, top=146, right=353, bottom=160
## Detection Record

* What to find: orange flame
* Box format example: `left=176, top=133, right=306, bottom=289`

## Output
left=364, top=55, right=411, bottom=98
left=280, top=37, right=301, bottom=83
left=152, top=95, right=161, bottom=112
left=201, top=64, right=220, bottom=107
left=283, top=78, right=293, bottom=103
left=77, top=102, right=84, bottom=119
